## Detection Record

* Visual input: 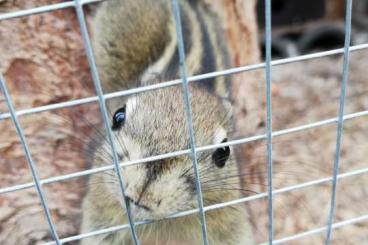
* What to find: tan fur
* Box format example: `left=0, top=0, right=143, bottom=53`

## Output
left=82, top=0, right=254, bottom=244
left=93, top=0, right=171, bottom=91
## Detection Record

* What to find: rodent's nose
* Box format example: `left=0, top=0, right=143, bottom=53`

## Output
left=125, top=195, right=134, bottom=204
left=125, top=195, right=151, bottom=211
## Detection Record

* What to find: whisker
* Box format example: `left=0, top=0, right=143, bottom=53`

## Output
left=203, top=188, right=260, bottom=195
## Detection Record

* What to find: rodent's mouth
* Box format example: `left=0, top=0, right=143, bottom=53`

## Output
left=126, top=203, right=165, bottom=221
left=129, top=203, right=164, bottom=221
left=123, top=198, right=165, bottom=220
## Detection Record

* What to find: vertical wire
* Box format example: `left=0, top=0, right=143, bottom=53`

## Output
left=171, top=0, right=209, bottom=244
left=265, top=0, right=274, bottom=244
left=0, top=75, right=61, bottom=245
left=325, top=0, right=353, bottom=244
left=73, top=1, right=140, bottom=244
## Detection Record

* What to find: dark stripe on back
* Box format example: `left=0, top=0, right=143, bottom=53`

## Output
left=164, top=2, right=226, bottom=97
left=213, top=14, right=232, bottom=98
left=193, top=5, right=216, bottom=93
left=163, top=5, right=193, bottom=80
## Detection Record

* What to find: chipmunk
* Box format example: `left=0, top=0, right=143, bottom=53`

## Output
left=80, top=0, right=255, bottom=244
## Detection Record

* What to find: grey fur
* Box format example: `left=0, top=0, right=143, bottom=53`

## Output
left=81, top=0, right=255, bottom=244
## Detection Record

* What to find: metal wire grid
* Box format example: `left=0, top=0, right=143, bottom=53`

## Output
left=264, top=0, right=274, bottom=243
left=171, top=1, right=209, bottom=243
left=0, top=74, right=61, bottom=245
left=0, top=0, right=366, bottom=244
left=325, top=1, right=353, bottom=244
left=74, top=0, right=140, bottom=243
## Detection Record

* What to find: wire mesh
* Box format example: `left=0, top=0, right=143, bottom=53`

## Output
left=171, top=0, right=209, bottom=244
left=325, top=0, right=353, bottom=244
left=0, top=75, right=61, bottom=245
left=0, top=0, right=367, bottom=245
left=264, top=0, right=274, bottom=243
left=73, top=0, right=140, bottom=243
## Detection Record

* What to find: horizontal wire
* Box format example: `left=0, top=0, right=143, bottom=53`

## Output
left=0, top=0, right=103, bottom=21
left=41, top=166, right=368, bottom=245
left=259, top=214, right=368, bottom=245
left=1, top=2, right=367, bottom=244
left=0, top=149, right=189, bottom=194
left=73, top=0, right=141, bottom=242
left=171, top=0, right=209, bottom=243
left=1, top=109, right=367, bottom=195
left=0, top=75, right=61, bottom=245
left=1, top=43, right=368, bottom=122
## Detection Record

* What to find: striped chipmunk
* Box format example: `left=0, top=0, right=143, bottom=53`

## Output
left=81, top=0, right=255, bottom=244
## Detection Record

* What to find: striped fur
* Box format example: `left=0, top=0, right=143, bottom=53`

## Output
left=93, top=0, right=230, bottom=98
left=82, top=1, right=255, bottom=244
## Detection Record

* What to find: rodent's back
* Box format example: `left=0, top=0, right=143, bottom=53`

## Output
left=93, top=0, right=171, bottom=90
left=93, top=0, right=231, bottom=97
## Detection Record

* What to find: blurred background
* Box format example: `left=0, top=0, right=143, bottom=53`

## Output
left=257, top=0, right=368, bottom=59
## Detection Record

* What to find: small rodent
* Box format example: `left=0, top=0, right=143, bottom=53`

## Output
left=81, top=0, right=254, bottom=244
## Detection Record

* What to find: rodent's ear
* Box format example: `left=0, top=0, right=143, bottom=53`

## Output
left=221, top=99, right=233, bottom=120
left=213, top=127, right=227, bottom=145
left=140, top=72, right=164, bottom=86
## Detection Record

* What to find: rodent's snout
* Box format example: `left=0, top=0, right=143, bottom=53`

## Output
left=125, top=195, right=151, bottom=211
left=123, top=191, right=156, bottom=220
left=120, top=161, right=196, bottom=220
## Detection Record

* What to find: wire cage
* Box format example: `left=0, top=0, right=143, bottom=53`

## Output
left=0, top=0, right=367, bottom=244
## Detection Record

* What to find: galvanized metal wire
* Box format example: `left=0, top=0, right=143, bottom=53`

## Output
left=73, top=0, right=140, bottom=243
left=325, top=0, right=353, bottom=244
left=0, top=109, right=367, bottom=196
left=0, top=1, right=367, bottom=245
left=264, top=0, right=274, bottom=243
left=1, top=43, right=368, bottom=122
left=0, top=0, right=102, bottom=21
left=0, top=75, right=61, bottom=245
left=40, top=165, right=368, bottom=245
left=171, top=0, right=209, bottom=244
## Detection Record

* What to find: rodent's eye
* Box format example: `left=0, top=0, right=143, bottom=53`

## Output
left=212, top=138, right=230, bottom=168
left=112, top=106, right=126, bottom=131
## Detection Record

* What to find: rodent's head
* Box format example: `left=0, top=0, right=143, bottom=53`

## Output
left=96, top=86, right=239, bottom=220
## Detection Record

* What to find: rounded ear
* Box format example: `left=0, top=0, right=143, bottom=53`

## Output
left=125, top=96, right=138, bottom=117
left=222, top=99, right=233, bottom=119
left=213, top=127, right=228, bottom=145
left=140, top=72, right=164, bottom=86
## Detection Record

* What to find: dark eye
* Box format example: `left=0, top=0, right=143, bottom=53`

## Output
left=112, top=106, right=126, bottom=131
left=212, top=138, right=230, bottom=168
